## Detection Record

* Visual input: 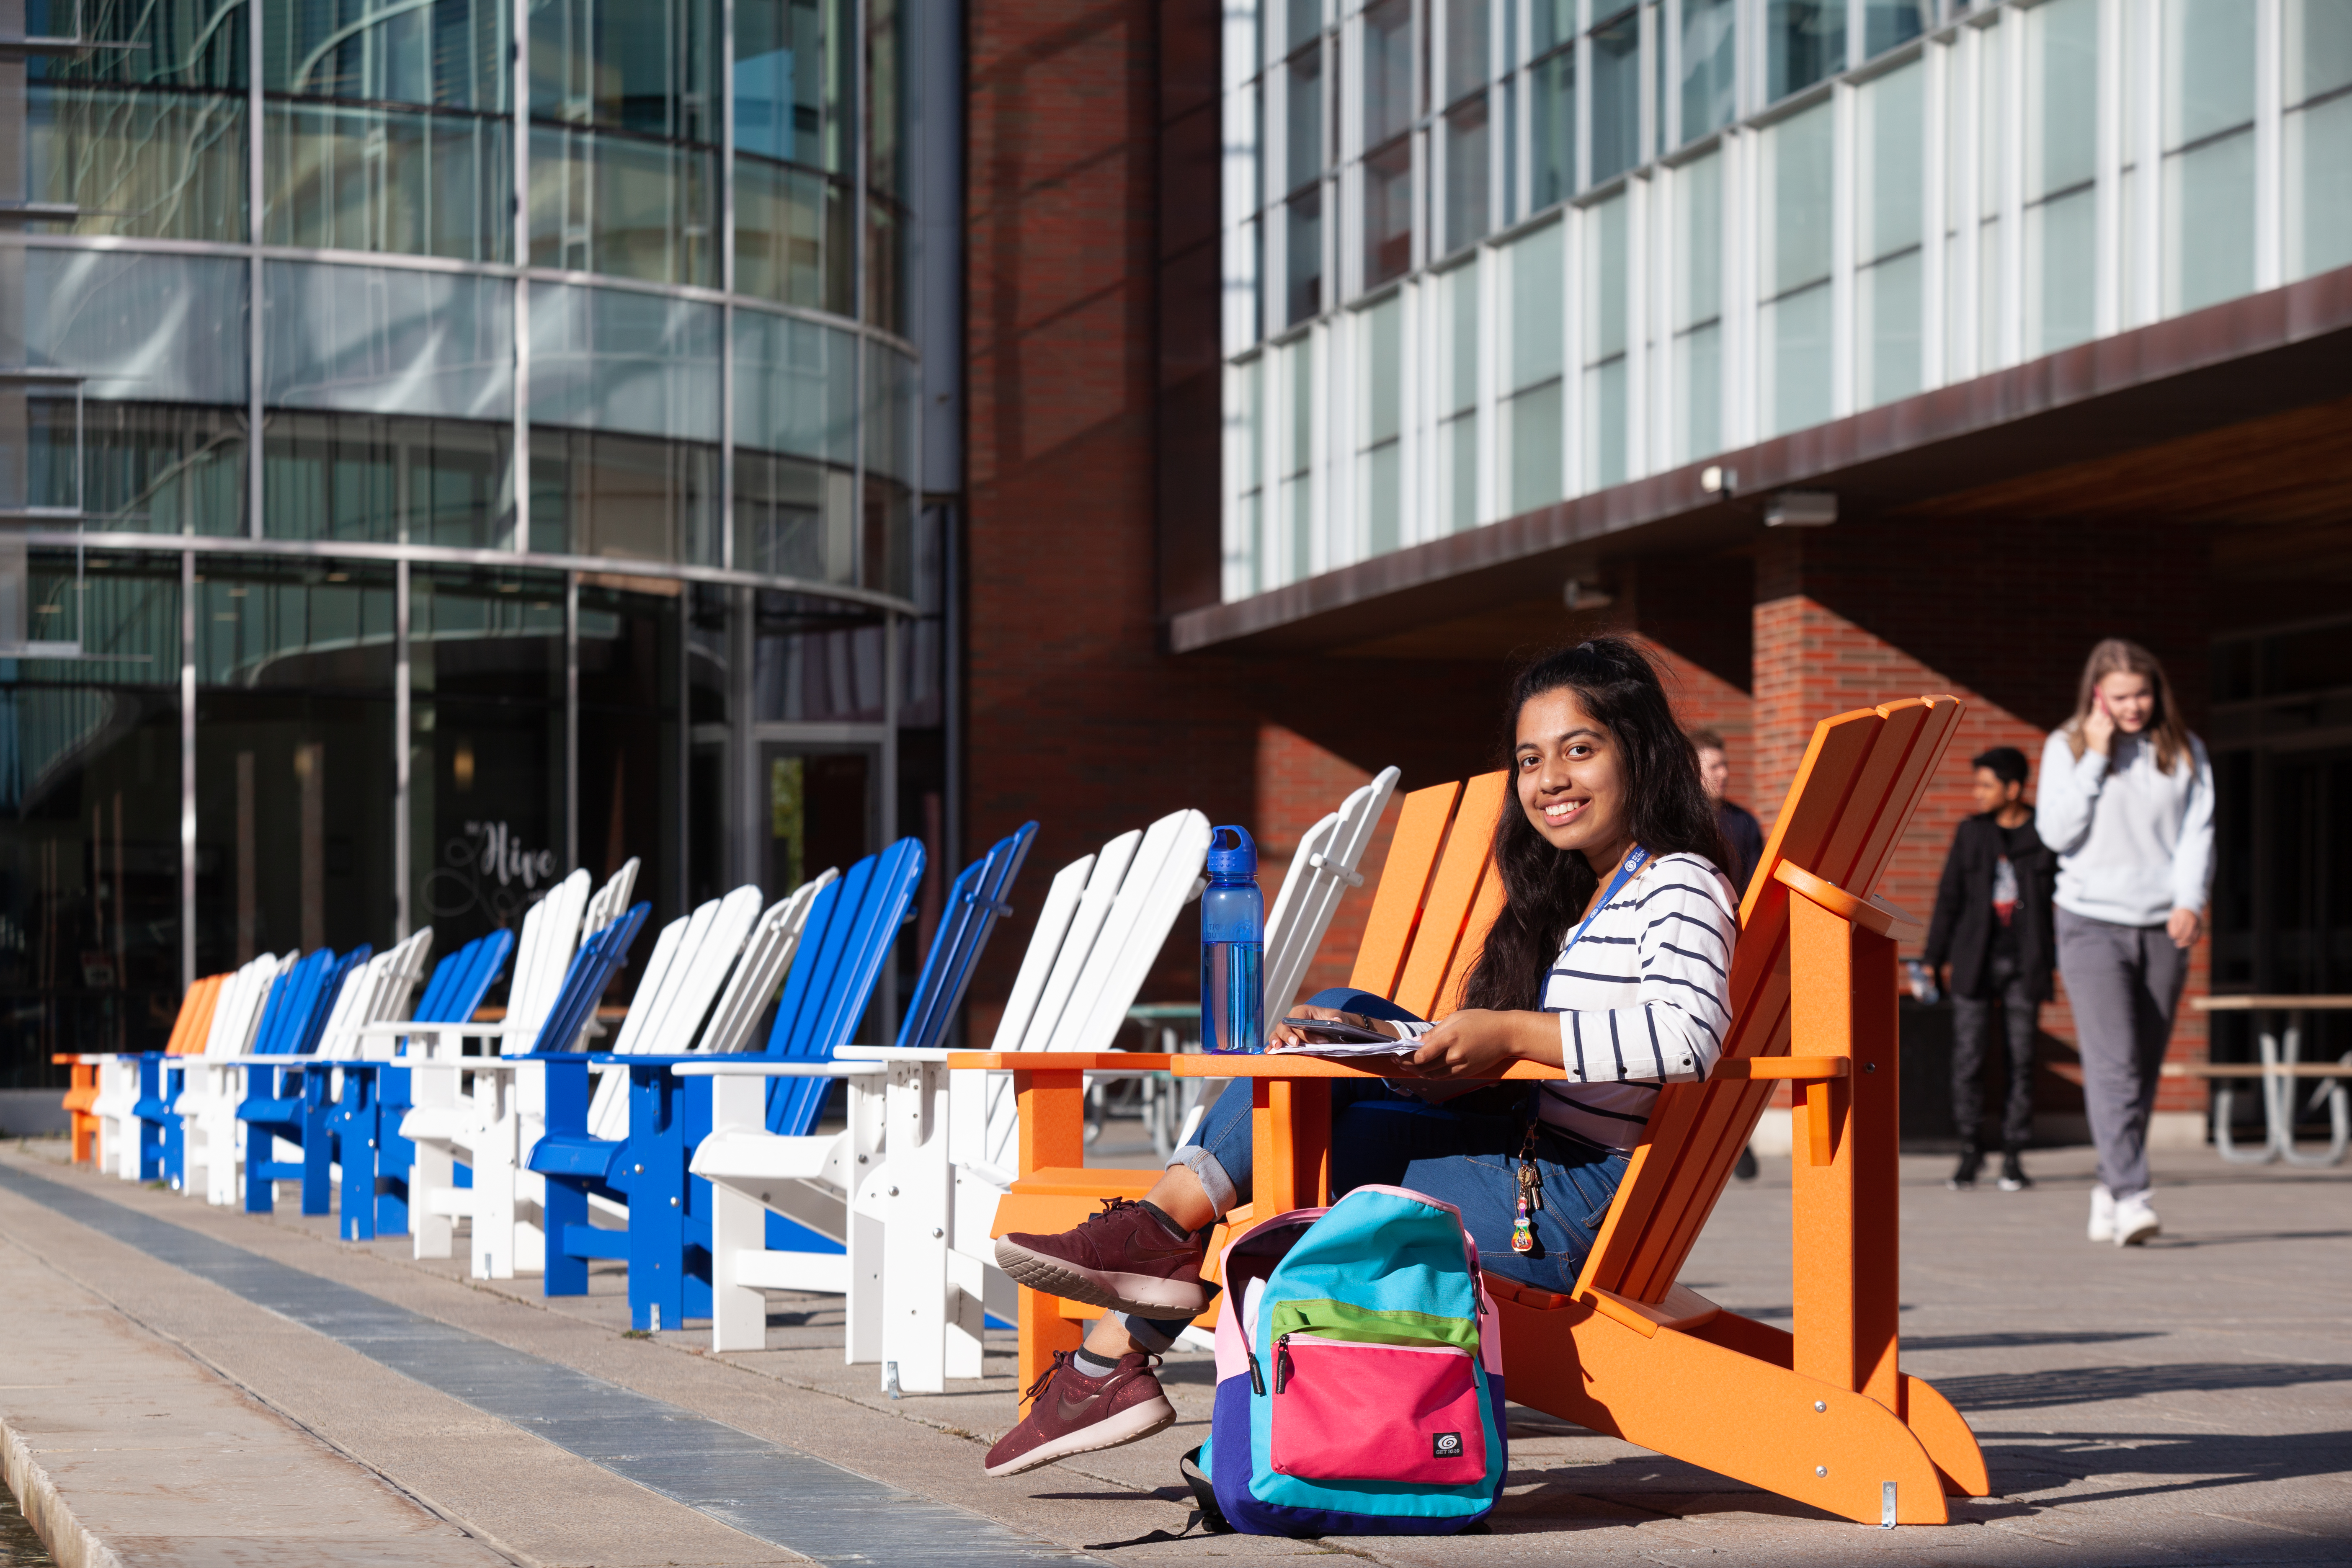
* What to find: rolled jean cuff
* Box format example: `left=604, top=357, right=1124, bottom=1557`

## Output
left=1167, top=1143, right=1238, bottom=1214
left=1114, top=1310, right=1193, bottom=1354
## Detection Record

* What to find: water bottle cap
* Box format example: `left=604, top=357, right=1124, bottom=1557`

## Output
left=1205, top=825, right=1257, bottom=881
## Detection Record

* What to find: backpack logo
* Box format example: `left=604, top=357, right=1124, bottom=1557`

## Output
left=1432, top=1431, right=1464, bottom=1459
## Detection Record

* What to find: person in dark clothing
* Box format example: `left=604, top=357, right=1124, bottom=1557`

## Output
left=1692, top=728, right=1765, bottom=1182
left=1692, top=729, right=1764, bottom=895
left=1924, top=746, right=2058, bottom=1192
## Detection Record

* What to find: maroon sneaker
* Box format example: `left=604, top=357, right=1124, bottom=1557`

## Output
left=995, top=1197, right=1209, bottom=1315
left=984, top=1351, right=1175, bottom=1477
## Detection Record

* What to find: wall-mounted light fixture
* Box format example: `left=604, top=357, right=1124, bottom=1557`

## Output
left=1701, top=465, right=1739, bottom=495
left=1765, top=491, right=1838, bottom=527
left=1562, top=578, right=1615, bottom=611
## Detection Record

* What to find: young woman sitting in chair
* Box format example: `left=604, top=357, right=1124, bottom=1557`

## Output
left=983, top=637, right=1740, bottom=1476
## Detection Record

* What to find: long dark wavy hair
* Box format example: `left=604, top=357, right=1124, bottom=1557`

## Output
left=1459, top=638, right=1733, bottom=1013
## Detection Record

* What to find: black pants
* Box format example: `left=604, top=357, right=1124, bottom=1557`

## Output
left=1950, top=953, right=2038, bottom=1151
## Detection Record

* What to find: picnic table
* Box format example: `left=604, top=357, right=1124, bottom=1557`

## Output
left=2185, top=995, right=2352, bottom=1167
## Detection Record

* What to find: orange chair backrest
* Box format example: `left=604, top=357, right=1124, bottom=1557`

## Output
left=163, top=974, right=227, bottom=1055
left=1576, top=696, right=1962, bottom=1305
left=1346, top=773, right=1508, bottom=1019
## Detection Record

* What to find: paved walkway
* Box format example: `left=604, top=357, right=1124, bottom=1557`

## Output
left=1, top=1133, right=2346, bottom=1566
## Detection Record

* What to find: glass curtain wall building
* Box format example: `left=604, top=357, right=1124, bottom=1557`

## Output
left=1219, top=0, right=2352, bottom=596
left=0, top=0, right=940, bottom=1076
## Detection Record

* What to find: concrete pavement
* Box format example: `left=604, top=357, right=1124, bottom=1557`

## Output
left=1, top=1132, right=2346, bottom=1566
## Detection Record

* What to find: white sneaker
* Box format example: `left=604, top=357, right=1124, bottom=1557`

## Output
left=2112, top=1192, right=2161, bottom=1247
left=2088, top=1186, right=2115, bottom=1243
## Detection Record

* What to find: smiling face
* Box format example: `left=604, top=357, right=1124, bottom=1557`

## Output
left=2097, top=671, right=2157, bottom=734
left=1515, top=686, right=1634, bottom=868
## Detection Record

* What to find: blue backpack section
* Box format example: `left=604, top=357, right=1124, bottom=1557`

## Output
left=1203, top=1186, right=1508, bottom=1537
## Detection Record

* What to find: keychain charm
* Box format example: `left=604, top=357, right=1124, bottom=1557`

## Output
left=1511, top=1124, right=1542, bottom=1254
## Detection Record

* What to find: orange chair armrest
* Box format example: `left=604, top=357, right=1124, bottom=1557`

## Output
left=945, top=1052, right=1174, bottom=1072
left=1577, top=1284, right=1723, bottom=1340
left=1772, top=861, right=1924, bottom=942
left=1712, top=1056, right=1849, bottom=1081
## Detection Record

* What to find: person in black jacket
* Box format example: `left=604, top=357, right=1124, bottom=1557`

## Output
left=1924, top=746, right=2058, bottom=1192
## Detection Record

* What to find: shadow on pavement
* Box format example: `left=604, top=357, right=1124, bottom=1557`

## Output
left=1941, top=1362, right=2352, bottom=1410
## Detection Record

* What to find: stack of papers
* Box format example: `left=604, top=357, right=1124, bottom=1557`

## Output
left=1266, top=1018, right=1416, bottom=1058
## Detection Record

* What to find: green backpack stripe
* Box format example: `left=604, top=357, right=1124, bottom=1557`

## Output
left=1267, top=1297, right=1480, bottom=1352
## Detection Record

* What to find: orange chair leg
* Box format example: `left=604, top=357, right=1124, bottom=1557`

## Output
left=1011, top=1066, right=1089, bottom=1408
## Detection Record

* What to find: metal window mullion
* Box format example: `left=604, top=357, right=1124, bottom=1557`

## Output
left=2252, top=0, right=2281, bottom=291
left=1997, top=10, right=2023, bottom=368
left=1828, top=77, right=1854, bottom=419
left=2130, top=0, right=2160, bottom=326
left=248, top=0, right=264, bottom=541
left=1920, top=29, right=1947, bottom=390
left=2092, top=0, right=2122, bottom=339
left=180, top=548, right=196, bottom=989
left=564, top=570, right=578, bottom=868
left=513, top=0, right=531, bottom=553
left=721, top=0, right=735, bottom=572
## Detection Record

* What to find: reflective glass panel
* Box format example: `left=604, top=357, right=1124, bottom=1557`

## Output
left=1509, top=379, right=1561, bottom=511
left=531, top=429, right=720, bottom=565
left=1445, top=97, right=1490, bottom=253
left=1767, top=0, right=1845, bottom=102
left=531, top=0, right=718, bottom=140
left=735, top=156, right=854, bottom=312
left=264, top=262, right=514, bottom=422
left=2288, top=0, right=2352, bottom=104
left=1363, top=140, right=1413, bottom=287
left=1288, top=50, right=1323, bottom=193
left=29, top=404, right=245, bottom=535
left=1286, top=188, right=1323, bottom=324
left=1509, top=218, right=1564, bottom=389
left=1680, top=0, right=1737, bottom=144
left=1766, top=281, right=1831, bottom=434
left=1444, top=258, right=1479, bottom=416
left=1859, top=248, right=1921, bottom=405
left=735, top=0, right=851, bottom=172
left=265, top=0, right=505, bottom=106
left=25, top=250, right=248, bottom=405
left=529, top=125, right=719, bottom=286
left=1863, top=1, right=1926, bottom=59
left=2026, top=0, right=2097, bottom=201
left=2162, top=0, right=2256, bottom=314
left=2287, top=92, right=2352, bottom=280
left=734, top=309, right=858, bottom=465
left=735, top=451, right=857, bottom=584
left=1770, top=101, right=1834, bottom=296
left=864, top=342, right=918, bottom=485
left=1446, top=0, right=1489, bottom=105
left=528, top=282, right=722, bottom=443
left=263, top=413, right=515, bottom=550
left=1589, top=10, right=1641, bottom=184
left=1363, top=0, right=1414, bottom=147
left=264, top=103, right=512, bottom=260
left=2163, top=0, right=2257, bottom=147
left=1860, top=61, right=1923, bottom=263
left=1531, top=47, right=1576, bottom=208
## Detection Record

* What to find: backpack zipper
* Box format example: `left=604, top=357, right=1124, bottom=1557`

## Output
left=1245, top=1344, right=1266, bottom=1396
left=1273, top=1333, right=1293, bottom=1393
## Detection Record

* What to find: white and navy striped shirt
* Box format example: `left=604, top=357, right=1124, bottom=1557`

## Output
left=1398, top=851, right=1739, bottom=1150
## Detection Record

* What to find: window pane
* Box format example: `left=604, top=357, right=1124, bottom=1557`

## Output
left=1445, top=413, right=1478, bottom=530
left=266, top=0, right=506, bottom=108
left=1284, top=338, right=1314, bottom=477
left=27, top=88, right=248, bottom=241
left=1863, top=1, right=1926, bottom=59
left=1363, top=139, right=1414, bottom=286
left=1531, top=49, right=1577, bottom=207
left=2026, top=186, right=2096, bottom=351
left=1590, top=11, right=1641, bottom=183
left=736, top=156, right=854, bottom=313
left=264, top=103, right=512, bottom=261
left=531, top=0, right=718, bottom=143
left=2164, top=0, right=2256, bottom=148
left=264, top=262, right=514, bottom=422
left=1583, top=354, right=1627, bottom=489
left=2164, top=127, right=2255, bottom=312
left=1287, top=0, right=1322, bottom=55
left=26, top=250, right=248, bottom=405
left=1363, top=0, right=1415, bottom=147
left=1531, top=0, right=1574, bottom=57
left=1768, top=0, right=1846, bottom=101
left=1859, top=61, right=1922, bottom=261
left=1287, top=188, right=1324, bottom=324
left=1362, top=297, right=1404, bottom=446
left=2286, top=0, right=2352, bottom=105
left=1238, top=357, right=1264, bottom=493
left=1673, top=320, right=1721, bottom=463
left=1675, top=151, right=1723, bottom=334
left=529, top=126, right=718, bottom=286
left=1289, top=51, right=1324, bottom=192
left=1509, top=219, right=1565, bottom=388
left=1585, top=193, right=1629, bottom=363
left=529, top=281, right=722, bottom=443
left=735, top=310, right=857, bottom=464
left=1766, top=279, right=1831, bottom=434
left=735, top=450, right=856, bottom=583
left=1446, top=0, right=1490, bottom=105
left=1363, top=441, right=1402, bottom=553
left=2288, top=92, right=2352, bottom=279
left=35, top=405, right=246, bottom=535
left=1509, top=379, right=1562, bottom=511
left=736, top=0, right=851, bottom=173
left=1445, top=259, right=1480, bottom=414
left=2026, top=0, right=2098, bottom=201
left=1679, top=0, right=1737, bottom=144
left=1445, top=97, right=1491, bottom=252
left=1859, top=248, right=1921, bottom=405
left=1770, top=101, right=1834, bottom=295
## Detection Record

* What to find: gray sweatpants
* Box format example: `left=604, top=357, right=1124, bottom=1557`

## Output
left=2055, top=907, right=2190, bottom=1201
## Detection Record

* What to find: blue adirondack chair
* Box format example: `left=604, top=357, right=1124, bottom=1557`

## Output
left=235, top=946, right=370, bottom=1215
left=531, top=840, right=930, bottom=1323
left=329, top=929, right=515, bottom=1241
left=150, top=951, right=335, bottom=1191
left=536, top=828, right=1034, bottom=1333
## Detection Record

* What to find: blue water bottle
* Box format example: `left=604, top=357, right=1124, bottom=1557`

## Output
left=1199, top=826, right=1265, bottom=1055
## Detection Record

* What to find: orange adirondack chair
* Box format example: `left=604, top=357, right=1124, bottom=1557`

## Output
left=56, top=972, right=226, bottom=1163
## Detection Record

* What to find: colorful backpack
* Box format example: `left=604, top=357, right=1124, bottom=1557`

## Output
left=1199, top=1185, right=1507, bottom=1536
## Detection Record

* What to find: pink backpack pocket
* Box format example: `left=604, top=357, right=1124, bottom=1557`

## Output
left=1267, top=1334, right=1488, bottom=1483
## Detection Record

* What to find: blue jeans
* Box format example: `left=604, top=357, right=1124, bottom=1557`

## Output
left=1123, top=988, right=1630, bottom=1350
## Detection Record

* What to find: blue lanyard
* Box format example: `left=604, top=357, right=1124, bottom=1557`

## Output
left=1562, top=845, right=1649, bottom=959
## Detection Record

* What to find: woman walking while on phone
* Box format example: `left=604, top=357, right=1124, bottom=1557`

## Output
left=2037, top=639, right=2213, bottom=1247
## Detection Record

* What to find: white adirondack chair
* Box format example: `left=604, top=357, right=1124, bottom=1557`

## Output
left=94, top=952, right=282, bottom=1183
left=583, top=882, right=769, bottom=1145
left=181, top=953, right=294, bottom=1203
left=689, top=810, right=1213, bottom=1384
left=401, top=861, right=633, bottom=1271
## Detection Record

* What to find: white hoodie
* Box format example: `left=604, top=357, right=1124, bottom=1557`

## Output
left=2035, top=727, right=2215, bottom=928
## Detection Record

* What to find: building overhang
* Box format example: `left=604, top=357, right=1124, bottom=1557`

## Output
left=1170, top=263, right=2352, bottom=658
